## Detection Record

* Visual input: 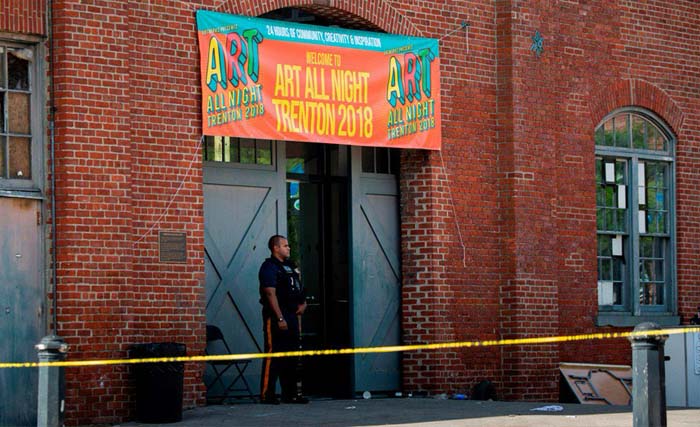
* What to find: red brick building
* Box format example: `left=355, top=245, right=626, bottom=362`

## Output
left=1, top=1, right=698, bottom=425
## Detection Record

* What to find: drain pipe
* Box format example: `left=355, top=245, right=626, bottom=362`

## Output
left=48, top=0, right=58, bottom=333
left=36, top=3, right=67, bottom=427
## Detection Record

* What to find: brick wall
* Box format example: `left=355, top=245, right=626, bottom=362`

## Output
left=396, top=0, right=503, bottom=396
left=51, top=1, right=207, bottom=424
left=4, top=0, right=700, bottom=424
left=501, top=0, right=700, bottom=378
left=0, top=0, right=46, bottom=35
left=612, top=1, right=700, bottom=322
left=127, top=0, right=208, bottom=417
left=52, top=0, right=135, bottom=424
left=57, top=0, right=700, bottom=421
left=496, top=0, right=560, bottom=400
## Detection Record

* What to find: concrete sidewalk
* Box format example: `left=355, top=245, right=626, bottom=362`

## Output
left=115, top=398, right=700, bottom=427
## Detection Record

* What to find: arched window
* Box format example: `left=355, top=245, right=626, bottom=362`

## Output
left=595, top=109, right=678, bottom=326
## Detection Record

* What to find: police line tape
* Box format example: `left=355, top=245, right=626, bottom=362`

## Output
left=1, top=326, right=699, bottom=369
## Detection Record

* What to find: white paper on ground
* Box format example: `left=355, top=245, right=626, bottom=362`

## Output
left=530, top=405, right=564, bottom=412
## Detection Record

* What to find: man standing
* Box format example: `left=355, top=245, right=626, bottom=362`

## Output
left=259, top=235, right=308, bottom=404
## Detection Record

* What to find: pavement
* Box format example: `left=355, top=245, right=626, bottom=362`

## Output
left=115, top=398, right=700, bottom=427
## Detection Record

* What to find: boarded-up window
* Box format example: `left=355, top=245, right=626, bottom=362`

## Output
left=1, top=46, right=33, bottom=180
left=9, top=137, right=30, bottom=179
left=8, top=92, right=29, bottom=134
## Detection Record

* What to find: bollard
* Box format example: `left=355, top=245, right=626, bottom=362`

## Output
left=36, top=335, right=68, bottom=427
left=628, top=322, right=667, bottom=427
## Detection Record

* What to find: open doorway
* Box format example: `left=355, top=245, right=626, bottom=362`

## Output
left=286, top=142, right=352, bottom=397
left=202, top=7, right=403, bottom=399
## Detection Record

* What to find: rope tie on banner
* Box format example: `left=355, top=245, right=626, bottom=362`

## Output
left=2, top=326, right=698, bottom=369
left=438, top=21, right=470, bottom=53
left=439, top=21, right=470, bottom=42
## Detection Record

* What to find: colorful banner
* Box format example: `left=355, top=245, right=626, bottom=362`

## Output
left=196, top=10, right=441, bottom=150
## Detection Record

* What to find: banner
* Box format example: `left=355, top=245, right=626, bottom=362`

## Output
left=196, top=10, right=441, bottom=150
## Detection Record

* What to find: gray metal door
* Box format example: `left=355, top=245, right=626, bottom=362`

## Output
left=350, top=147, right=401, bottom=393
left=203, top=143, right=286, bottom=397
left=0, top=197, right=44, bottom=426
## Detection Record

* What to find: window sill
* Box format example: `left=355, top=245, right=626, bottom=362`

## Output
left=0, top=188, right=44, bottom=200
left=596, top=313, right=680, bottom=327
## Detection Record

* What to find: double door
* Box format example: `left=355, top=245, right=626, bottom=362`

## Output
left=203, top=141, right=400, bottom=397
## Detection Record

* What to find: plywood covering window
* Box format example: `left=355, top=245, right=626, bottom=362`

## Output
left=595, top=110, right=677, bottom=326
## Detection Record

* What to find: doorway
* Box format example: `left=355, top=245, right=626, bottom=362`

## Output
left=0, top=198, right=43, bottom=426
left=286, top=142, right=351, bottom=397
left=203, top=139, right=401, bottom=399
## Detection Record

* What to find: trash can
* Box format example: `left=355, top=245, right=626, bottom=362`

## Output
left=130, top=342, right=186, bottom=423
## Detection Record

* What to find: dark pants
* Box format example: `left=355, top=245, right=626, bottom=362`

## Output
left=260, top=313, right=300, bottom=400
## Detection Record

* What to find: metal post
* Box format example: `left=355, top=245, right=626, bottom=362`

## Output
left=628, top=322, right=667, bottom=427
left=36, top=335, right=68, bottom=427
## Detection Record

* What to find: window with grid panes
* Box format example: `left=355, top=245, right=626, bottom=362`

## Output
left=0, top=43, right=35, bottom=185
left=203, top=136, right=273, bottom=167
left=594, top=110, right=677, bottom=326
left=361, top=147, right=399, bottom=175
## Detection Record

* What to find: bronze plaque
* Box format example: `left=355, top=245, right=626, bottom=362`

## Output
left=159, top=231, right=187, bottom=263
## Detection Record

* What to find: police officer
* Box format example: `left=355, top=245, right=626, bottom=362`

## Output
left=259, top=235, right=308, bottom=404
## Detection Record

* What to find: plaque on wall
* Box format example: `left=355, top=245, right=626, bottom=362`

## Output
left=159, top=231, right=187, bottom=263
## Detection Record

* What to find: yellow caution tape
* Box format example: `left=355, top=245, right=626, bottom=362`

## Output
left=1, top=326, right=699, bottom=369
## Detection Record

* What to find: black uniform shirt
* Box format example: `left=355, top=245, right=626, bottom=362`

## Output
left=259, top=257, right=305, bottom=316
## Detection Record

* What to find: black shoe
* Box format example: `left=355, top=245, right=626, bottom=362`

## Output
left=260, top=397, right=280, bottom=405
left=282, top=396, right=309, bottom=404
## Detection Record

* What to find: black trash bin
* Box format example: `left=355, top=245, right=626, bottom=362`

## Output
left=130, top=342, right=186, bottom=423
